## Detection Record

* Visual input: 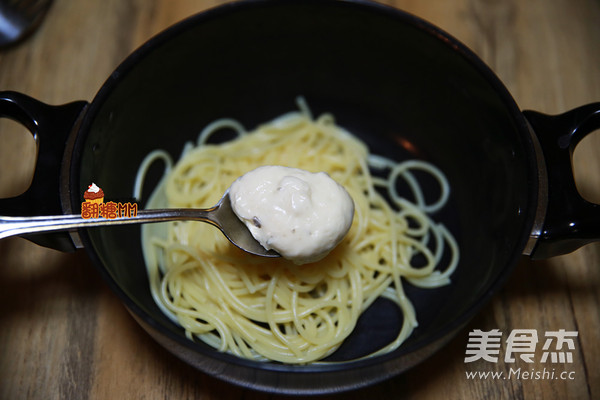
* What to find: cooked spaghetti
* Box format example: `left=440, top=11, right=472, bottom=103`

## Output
left=134, top=98, right=459, bottom=364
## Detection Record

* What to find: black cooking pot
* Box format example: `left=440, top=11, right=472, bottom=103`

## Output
left=1, top=0, right=599, bottom=394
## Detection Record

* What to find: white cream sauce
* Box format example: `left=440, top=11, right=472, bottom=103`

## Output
left=229, top=166, right=354, bottom=264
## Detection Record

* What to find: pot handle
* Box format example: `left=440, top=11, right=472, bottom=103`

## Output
left=0, top=91, right=88, bottom=251
left=523, top=102, right=600, bottom=259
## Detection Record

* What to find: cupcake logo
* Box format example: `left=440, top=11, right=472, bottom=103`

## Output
left=84, top=183, right=104, bottom=204
left=81, top=183, right=137, bottom=219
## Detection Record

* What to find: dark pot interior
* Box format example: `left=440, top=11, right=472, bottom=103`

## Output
left=70, top=0, right=538, bottom=392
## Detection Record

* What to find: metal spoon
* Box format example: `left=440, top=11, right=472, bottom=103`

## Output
left=0, top=192, right=280, bottom=257
left=0, top=0, right=53, bottom=48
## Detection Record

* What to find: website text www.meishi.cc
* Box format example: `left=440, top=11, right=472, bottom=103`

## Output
left=466, top=367, right=576, bottom=381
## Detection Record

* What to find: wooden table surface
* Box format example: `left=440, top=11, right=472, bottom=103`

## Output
left=1, top=0, right=599, bottom=399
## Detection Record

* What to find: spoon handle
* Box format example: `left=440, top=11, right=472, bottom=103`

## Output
left=0, top=208, right=216, bottom=239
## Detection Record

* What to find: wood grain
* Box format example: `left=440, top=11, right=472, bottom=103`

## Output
left=1, top=0, right=598, bottom=399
